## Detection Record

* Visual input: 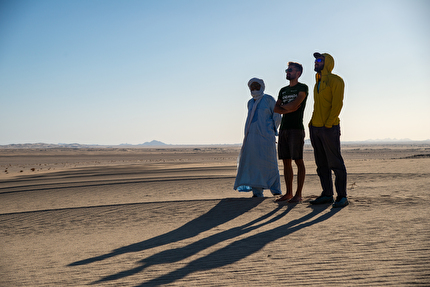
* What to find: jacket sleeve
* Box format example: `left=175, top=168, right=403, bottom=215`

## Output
left=325, top=76, right=344, bottom=128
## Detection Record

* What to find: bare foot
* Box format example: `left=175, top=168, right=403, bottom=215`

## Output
left=275, top=194, right=293, bottom=202
left=288, top=195, right=303, bottom=203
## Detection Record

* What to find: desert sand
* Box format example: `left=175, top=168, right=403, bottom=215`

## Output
left=1, top=144, right=429, bottom=286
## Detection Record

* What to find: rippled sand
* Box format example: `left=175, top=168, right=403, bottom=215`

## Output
left=1, top=144, right=429, bottom=286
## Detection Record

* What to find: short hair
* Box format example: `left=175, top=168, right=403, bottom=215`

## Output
left=288, top=62, right=303, bottom=76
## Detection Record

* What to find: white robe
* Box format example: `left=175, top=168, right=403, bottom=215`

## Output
left=234, top=94, right=281, bottom=193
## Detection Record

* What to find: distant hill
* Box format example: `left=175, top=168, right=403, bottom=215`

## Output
left=1, top=139, right=429, bottom=149
left=139, top=140, right=168, bottom=146
left=0, top=143, right=94, bottom=149
left=0, top=141, right=169, bottom=149
left=344, top=139, right=430, bottom=144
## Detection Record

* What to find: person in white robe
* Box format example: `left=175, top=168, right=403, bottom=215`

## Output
left=234, top=78, right=282, bottom=197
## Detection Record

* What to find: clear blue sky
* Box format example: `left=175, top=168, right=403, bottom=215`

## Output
left=1, top=0, right=429, bottom=145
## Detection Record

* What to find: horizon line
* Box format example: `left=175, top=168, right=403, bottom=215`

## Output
left=1, top=138, right=430, bottom=148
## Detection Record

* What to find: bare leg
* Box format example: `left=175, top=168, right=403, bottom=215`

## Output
left=289, top=159, right=305, bottom=203
left=276, top=159, right=293, bottom=202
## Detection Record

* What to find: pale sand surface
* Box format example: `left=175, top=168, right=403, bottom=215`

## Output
left=1, top=145, right=429, bottom=286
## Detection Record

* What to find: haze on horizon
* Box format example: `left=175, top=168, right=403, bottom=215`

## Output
left=1, top=0, right=429, bottom=145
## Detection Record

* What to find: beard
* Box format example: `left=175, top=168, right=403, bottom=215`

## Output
left=314, top=65, right=323, bottom=72
left=286, top=74, right=295, bottom=80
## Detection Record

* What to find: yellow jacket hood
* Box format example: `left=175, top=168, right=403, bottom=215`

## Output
left=319, top=53, right=335, bottom=77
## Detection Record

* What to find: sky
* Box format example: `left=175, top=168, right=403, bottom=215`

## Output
left=1, top=0, right=429, bottom=145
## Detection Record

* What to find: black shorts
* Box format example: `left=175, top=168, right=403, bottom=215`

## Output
left=278, top=129, right=305, bottom=160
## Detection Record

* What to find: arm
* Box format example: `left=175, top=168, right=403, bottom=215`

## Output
left=325, top=77, right=344, bottom=128
left=274, top=99, right=285, bottom=114
left=274, top=91, right=306, bottom=114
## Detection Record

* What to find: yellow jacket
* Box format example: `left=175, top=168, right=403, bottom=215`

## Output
left=310, top=53, right=345, bottom=128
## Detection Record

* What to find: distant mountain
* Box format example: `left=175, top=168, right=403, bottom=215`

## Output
left=0, top=141, right=169, bottom=149
left=2, top=139, right=429, bottom=149
left=0, top=143, right=93, bottom=149
left=342, top=139, right=430, bottom=144
left=139, top=140, right=168, bottom=146
left=364, top=138, right=412, bottom=142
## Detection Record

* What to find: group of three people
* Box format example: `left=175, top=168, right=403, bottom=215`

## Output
left=234, top=52, right=349, bottom=208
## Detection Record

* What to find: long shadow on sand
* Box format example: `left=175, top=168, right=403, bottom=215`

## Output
left=84, top=202, right=340, bottom=286
left=68, top=198, right=264, bottom=267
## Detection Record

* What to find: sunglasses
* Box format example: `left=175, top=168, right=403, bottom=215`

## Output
left=285, top=68, right=294, bottom=72
left=315, top=58, right=324, bottom=63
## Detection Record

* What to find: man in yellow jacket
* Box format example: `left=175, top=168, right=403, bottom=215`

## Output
left=309, top=52, right=348, bottom=208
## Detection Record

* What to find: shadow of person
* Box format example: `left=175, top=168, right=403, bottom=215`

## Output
left=90, top=203, right=292, bottom=284
left=134, top=204, right=340, bottom=287
left=89, top=204, right=340, bottom=286
left=68, top=198, right=264, bottom=267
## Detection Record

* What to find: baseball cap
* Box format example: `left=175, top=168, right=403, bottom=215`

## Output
left=313, top=52, right=325, bottom=58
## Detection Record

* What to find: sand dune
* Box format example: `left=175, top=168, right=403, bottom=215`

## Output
left=1, top=145, right=429, bottom=286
